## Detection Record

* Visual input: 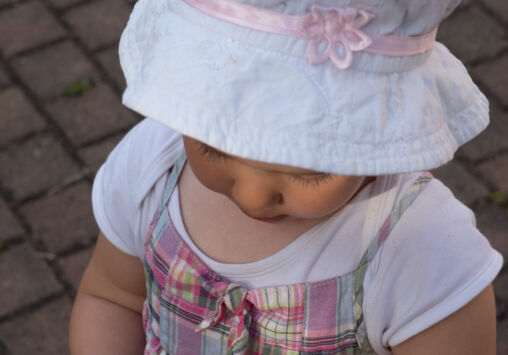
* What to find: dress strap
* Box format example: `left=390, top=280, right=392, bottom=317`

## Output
left=358, top=173, right=432, bottom=269
left=352, top=173, right=432, bottom=349
left=157, top=149, right=187, bottom=220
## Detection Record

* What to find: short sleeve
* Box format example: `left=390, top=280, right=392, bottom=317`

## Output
left=92, top=119, right=183, bottom=259
left=363, top=178, right=503, bottom=354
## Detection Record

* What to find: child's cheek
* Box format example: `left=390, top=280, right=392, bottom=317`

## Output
left=188, top=159, right=234, bottom=197
left=291, top=193, right=345, bottom=218
left=287, top=177, right=367, bottom=218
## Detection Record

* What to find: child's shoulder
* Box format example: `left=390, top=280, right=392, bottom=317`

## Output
left=91, top=119, right=182, bottom=259
left=359, top=172, right=471, bottom=246
left=363, top=172, right=502, bottom=352
left=379, top=172, right=494, bottom=276
left=395, top=173, right=475, bottom=235
left=102, top=118, right=182, bottom=199
left=383, top=172, right=475, bottom=229
left=113, top=118, right=182, bottom=171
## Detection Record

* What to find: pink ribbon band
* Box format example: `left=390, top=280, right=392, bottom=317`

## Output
left=182, top=0, right=437, bottom=70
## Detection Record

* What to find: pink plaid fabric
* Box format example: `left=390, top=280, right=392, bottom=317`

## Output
left=142, top=151, right=431, bottom=354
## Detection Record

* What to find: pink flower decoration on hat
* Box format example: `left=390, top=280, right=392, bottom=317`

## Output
left=303, top=6, right=375, bottom=69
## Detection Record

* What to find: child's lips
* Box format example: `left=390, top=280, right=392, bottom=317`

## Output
left=252, top=215, right=287, bottom=223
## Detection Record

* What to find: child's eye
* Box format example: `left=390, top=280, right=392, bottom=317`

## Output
left=197, top=142, right=228, bottom=162
left=289, top=173, right=333, bottom=188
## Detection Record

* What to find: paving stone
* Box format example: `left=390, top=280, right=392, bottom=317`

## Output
left=475, top=153, right=508, bottom=192
left=498, top=319, right=508, bottom=355
left=0, top=0, right=24, bottom=5
left=0, top=0, right=15, bottom=6
left=484, top=0, right=508, bottom=24
left=0, top=197, right=24, bottom=242
left=78, top=134, right=123, bottom=173
left=437, top=6, right=507, bottom=63
left=0, top=243, right=62, bottom=317
left=457, top=0, right=475, bottom=8
left=0, top=87, right=45, bottom=142
left=46, top=84, right=137, bottom=146
left=20, top=182, right=98, bottom=253
left=474, top=200, right=508, bottom=261
left=0, top=66, right=9, bottom=87
left=59, top=246, right=94, bottom=290
left=11, top=41, right=98, bottom=100
left=458, top=102, right=508, bottom=161
left=494, top=272, right=508, bottom=302
left=494, top=277, right=507, bottom=320
left=0, top=297, right=72, bottom=354
left=0, top=1, right=66, bottom=56
left=96, top=46, right=126, bottom=89
left=431, top=160, right=488, bottom=206
left=50, top=0, right=87, bottom=9
left=0, top=134, right=80, bottom=201
left=473, top=54, right=508, bottom=106
left=63, top=0, right=132, bottom=50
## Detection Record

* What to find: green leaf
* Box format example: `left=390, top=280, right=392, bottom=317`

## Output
left=0, top=140, right=10, bottom=150
left=62, top=79, right=92, bottom=97
left=489, top=191, right=508, bottom=204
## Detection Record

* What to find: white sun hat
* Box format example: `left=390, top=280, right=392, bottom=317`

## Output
left=119, top=0, right=488, bottom=175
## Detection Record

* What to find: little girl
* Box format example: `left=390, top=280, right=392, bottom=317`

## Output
left=70, top=0, right=503, bottom=354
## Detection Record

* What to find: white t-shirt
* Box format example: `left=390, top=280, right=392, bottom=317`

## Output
left=92, top=119, right=502, bottom=354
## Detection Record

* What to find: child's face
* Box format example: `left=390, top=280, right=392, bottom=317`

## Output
left=183, top=137, right=369, bottom=223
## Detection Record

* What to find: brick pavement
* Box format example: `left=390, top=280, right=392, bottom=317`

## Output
left=0, top=0, right=507, bottom=354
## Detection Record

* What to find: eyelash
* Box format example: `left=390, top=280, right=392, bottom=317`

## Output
left=197, top=142, right=332, bottom=187
left=289, top=173, right=333, bottom=188
left=197, top=143, right=228, bottom=162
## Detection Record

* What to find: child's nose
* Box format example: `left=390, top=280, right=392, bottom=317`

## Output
left=230, top=175, right=282, bottom=213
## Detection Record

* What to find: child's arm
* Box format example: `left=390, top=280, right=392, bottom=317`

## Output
left=391, top=285, right=496, bottom=355
left=69, top=233, right=147, bottom=355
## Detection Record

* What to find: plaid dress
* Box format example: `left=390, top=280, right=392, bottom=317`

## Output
left=142, top=151, right=431, bottom=354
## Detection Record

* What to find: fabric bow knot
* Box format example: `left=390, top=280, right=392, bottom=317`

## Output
left=302, top=6, right=374, bottom=69
left=196, top=283, right=252, bottom=354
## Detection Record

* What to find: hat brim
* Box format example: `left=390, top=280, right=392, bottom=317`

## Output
left=119, top=0, right=488, bottom=175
